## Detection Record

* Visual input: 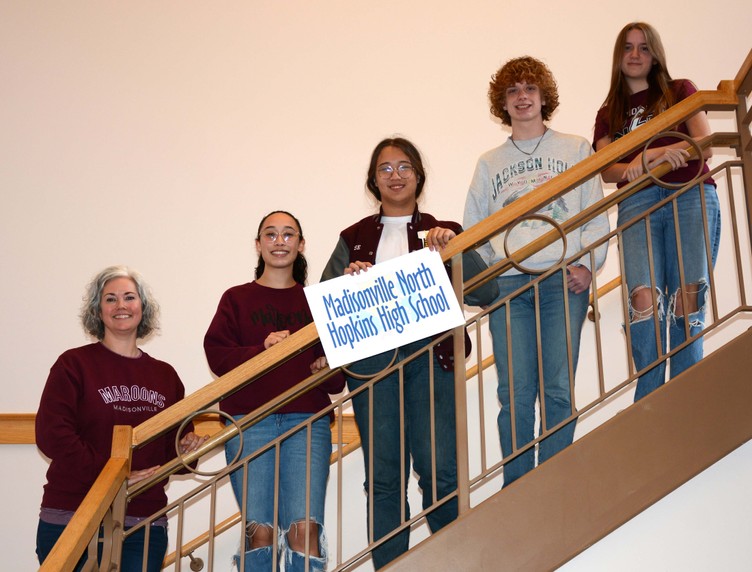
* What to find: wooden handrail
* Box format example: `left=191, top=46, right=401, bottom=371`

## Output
left=732, top=49, right=752, bottom=96
left=590, top=276, right=621, bottom=305
left=0, top=413, right=34, bottom=444
left=0, top=412, right=360, bottom=447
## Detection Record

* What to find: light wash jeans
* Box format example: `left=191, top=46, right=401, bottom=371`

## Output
left=346, top=338, right=458, bottom=570
left=618, top=183, right=720, bottom=401
left=489, top=270, right=588, bottom=487
left=225, top=413, right=331, bottom=572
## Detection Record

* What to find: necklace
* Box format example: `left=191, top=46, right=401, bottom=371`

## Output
left=510, top=127, right=548, bottom=156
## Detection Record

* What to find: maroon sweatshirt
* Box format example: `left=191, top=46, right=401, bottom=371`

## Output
left=204, top=281, right=345, bottom=417
left=36, top=342, right=187, bottom=517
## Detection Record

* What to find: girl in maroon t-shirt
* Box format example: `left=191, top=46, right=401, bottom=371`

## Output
left=593, top=22, right=720, bottom=400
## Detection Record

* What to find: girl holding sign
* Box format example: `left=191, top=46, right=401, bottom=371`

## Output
left=321, top=137, right=494, bottom=570
left=204, top=211, right=344, bottom=572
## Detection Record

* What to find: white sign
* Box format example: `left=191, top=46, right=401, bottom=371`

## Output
left=304, top=249, right=466, bottom=368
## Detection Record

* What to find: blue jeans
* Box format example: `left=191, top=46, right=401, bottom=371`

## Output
left=618, top=183, right=720, bottom=401
left=346, top=339, right=458, bottom=570
left=224, top=413, right=331, bottom=572
left=489, top=270, right=588, bottom=486
left=36, top=519, right=167, bottom=572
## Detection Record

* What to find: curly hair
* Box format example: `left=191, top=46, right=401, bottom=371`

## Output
left=488, top=56, right=560, bottom=126
left=80, top=265, right=159, bottom=340
left=255, top=210, right=309, bottom=285
left=365, top=137, right=426, bottom=202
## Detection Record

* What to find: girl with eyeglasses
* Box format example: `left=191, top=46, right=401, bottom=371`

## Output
left=204, top=211, right=344, bottom=572
left=593, top=22, right=720, bottom=401
left=321, top=137, right=496, bottom=569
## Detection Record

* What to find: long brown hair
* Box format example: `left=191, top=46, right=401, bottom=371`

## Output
left=601, top=22, right=674, bottom=140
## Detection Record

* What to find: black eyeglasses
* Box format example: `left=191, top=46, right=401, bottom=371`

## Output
left=376, top=163, right=415, bottom=180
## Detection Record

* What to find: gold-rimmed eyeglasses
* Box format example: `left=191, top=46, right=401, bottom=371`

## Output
left=259, top=231, right=300, bottom=243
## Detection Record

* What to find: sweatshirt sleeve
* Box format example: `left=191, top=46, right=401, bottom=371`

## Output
left=204, top=290, right=266, bottom=377
left=36, top=358, right=109, bottom=485
left=320, top=369, right=346, bottom=395
left=463, top=158, right=496, bottom=266
left=162, top=374, right=198, bottom=474
left=309, top=339, right=346, bottom=395
left=574, top=143, right=610, bottom=272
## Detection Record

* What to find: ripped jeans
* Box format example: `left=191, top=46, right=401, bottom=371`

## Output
left=618, top=183, right=720, bottom=401
left=225, top=413, right=331, bottom=572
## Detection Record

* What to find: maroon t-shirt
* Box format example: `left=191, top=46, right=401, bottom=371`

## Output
left=593, top=79, right=713, bottom=188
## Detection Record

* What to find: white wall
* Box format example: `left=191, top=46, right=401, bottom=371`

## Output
left=559, top=440, right=752, bottom=572
left=2, top=1, right=750, bottom=569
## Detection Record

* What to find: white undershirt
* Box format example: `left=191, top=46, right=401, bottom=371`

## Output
left=375, top=215, right=412, bottom=264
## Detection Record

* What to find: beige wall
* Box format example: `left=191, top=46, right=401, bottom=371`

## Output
left=2, top=1, right=750, bottom=569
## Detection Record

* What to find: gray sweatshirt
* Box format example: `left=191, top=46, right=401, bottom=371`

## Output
left=463, top=129, right=609, bottom=275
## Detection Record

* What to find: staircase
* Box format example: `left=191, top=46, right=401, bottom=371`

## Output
left=13, top=48, right=752, bottom=572
left=386, top=328, right=752, bottom=571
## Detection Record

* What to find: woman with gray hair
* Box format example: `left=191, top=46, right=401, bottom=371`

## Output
left=35, top=265, right=206, bottom=572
